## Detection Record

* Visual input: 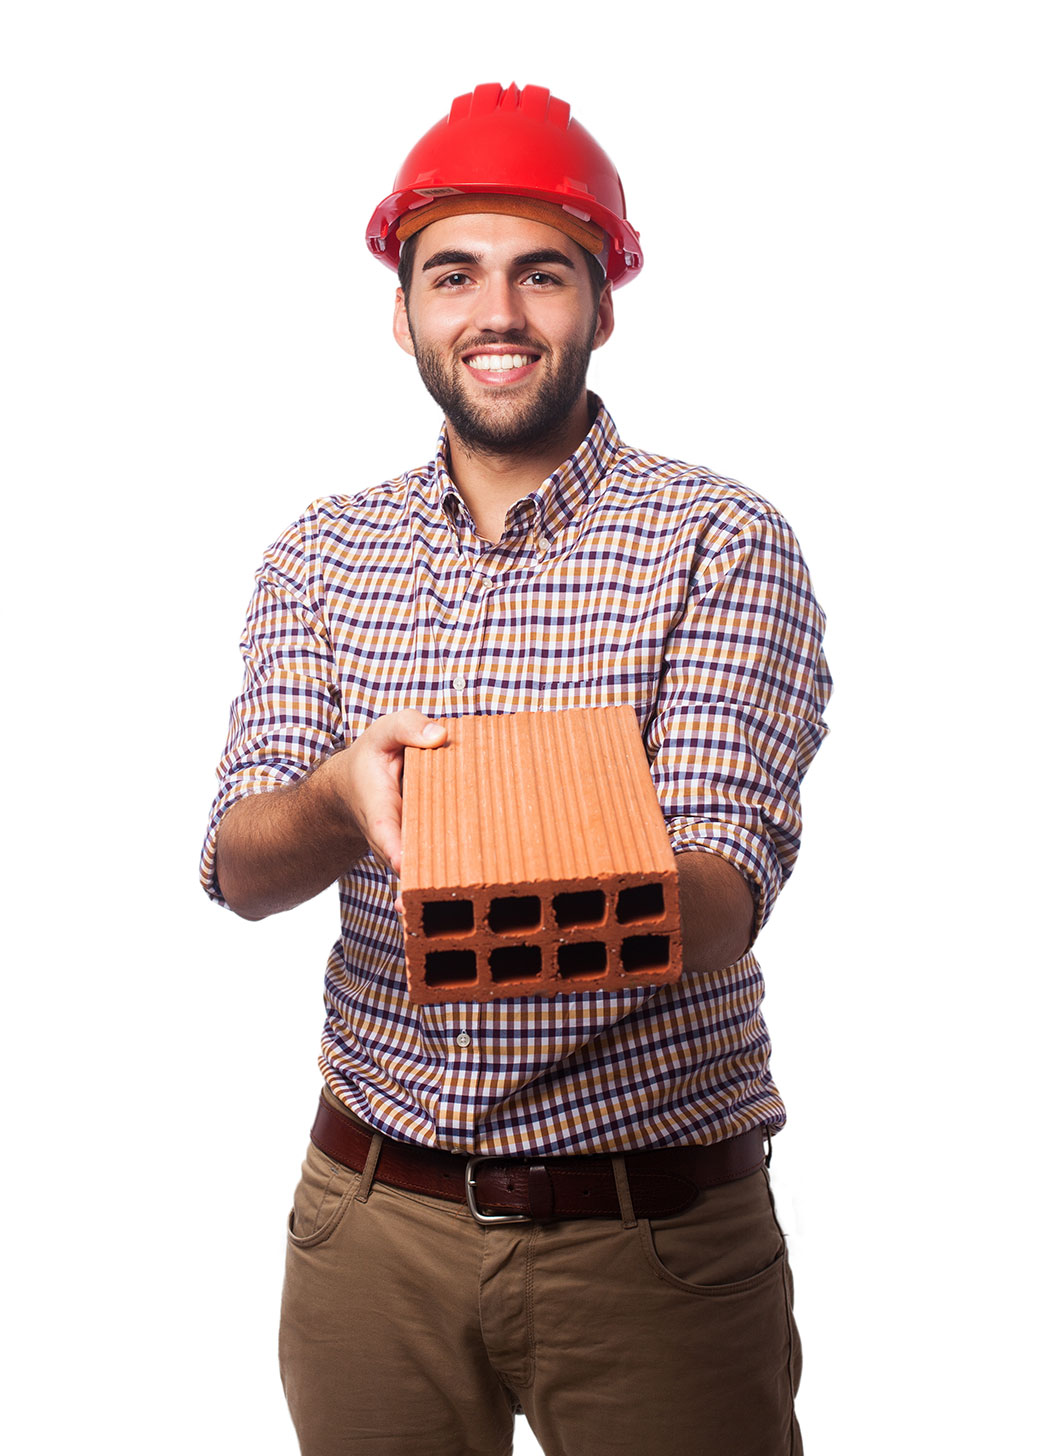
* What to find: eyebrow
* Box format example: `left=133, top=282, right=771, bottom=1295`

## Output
left=514, top=249, right=577, bottom=271
left=420, top=248, right=578, bottom=274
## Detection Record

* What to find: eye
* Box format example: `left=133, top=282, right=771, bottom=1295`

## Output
left=522, top=271, right=561, bottom=287
left=435, top=271, right=471, bottom=289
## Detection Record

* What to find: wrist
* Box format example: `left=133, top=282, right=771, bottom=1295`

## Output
left=305, top=750, right=366, bottom=852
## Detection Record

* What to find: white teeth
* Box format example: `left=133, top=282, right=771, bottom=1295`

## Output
left=467, top=353, right=534, bottom=371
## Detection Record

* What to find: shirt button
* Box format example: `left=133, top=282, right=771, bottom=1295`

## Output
left=452, top=675, right=467, bottom=691
left=455, top=1032, right=471, bottom=1048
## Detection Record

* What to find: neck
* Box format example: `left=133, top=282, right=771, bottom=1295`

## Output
left=445, top=393, right=593, bottom=543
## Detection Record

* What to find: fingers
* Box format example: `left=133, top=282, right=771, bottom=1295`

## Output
left=368, top=810, right=405, bottom=875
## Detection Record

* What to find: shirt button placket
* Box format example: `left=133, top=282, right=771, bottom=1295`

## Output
left=446, top=565, right=488, bottom=712
left=444, top=1008, right=481, bottom=1149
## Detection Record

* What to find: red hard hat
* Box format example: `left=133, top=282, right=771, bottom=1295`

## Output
left=366, top=83, right=643, bottom=288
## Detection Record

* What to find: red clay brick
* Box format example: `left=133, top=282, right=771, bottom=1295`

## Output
left=400, top=707, right=681, bottom=1003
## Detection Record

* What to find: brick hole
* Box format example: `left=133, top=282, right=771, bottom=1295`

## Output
left=620, top=935, right=670, bottom=974
left=553, top=890, right=606, bottom=928
left=422, top=899, right=475, bottom=938
left=557, top=942, right=608, bottom=980
left=616, top=883, right=664, bottom=925
left=490, top=945, right=543, bottom=982
left=488, top=895, right=541, bottom=934
left=424, top=950, right=478, bottom=987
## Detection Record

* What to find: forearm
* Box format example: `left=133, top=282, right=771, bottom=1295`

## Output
left=214, top=710, right=449, bottom=921
left=215, top=752, right=366, bottom=920
left=676, top=850, right=756, bottom=975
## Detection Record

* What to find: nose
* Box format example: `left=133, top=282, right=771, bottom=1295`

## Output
left=471, top=272, right=525, bottom=335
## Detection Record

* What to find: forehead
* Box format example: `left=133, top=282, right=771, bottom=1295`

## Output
left=410, top=212, right=589, bottom=277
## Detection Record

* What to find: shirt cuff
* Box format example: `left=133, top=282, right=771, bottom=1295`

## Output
left=666, top=817, right=783, bottom=938
left=198, top=765, right=303, bottom=908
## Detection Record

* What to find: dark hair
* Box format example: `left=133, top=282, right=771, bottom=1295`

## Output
left=397, top=233, right=418, bottom=297
left=396, top=230, right=608, bottom=307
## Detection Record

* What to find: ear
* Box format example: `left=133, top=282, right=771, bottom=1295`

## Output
left=393, top=288, right=416, bottom=357
left=591, top=282, right=615, bottom=351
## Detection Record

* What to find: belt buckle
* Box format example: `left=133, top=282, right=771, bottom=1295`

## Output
left=465, top=1156, right=530, bottom=1225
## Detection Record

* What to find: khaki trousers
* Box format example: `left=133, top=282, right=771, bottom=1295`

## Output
left=279, top=1126, right=802, bottom=1456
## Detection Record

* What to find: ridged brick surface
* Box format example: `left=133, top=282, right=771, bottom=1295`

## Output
left=401, top=707, right=681, bottom=1003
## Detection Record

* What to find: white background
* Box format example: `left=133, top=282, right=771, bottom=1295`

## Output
left=4, top=2, right=1045, bottom=1451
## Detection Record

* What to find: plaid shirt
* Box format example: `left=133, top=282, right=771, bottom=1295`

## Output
left=201, top=400, right=830, bottom=1155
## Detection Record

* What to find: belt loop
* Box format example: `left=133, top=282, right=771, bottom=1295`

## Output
left=355, top=1131, right=384, bottom=1204
left=527, top=1163, right=556, bottom=1223
left=610, top=1155, right=638, bottom=1230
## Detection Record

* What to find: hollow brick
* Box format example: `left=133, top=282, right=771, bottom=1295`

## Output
left=400, top=707, right=681, bottom=1003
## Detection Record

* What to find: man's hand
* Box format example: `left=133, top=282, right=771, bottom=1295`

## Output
left=676, top=851, right=756, bottom=976
left=338, top=711, right=448, bottom=875
left=215, top=710, right=448, bottom=920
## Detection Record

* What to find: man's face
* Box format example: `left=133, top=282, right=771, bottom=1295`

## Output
left=393, top=213, right=614, bottom=454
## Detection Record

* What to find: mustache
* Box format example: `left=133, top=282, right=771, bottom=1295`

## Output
left=456, top=335, right=545, bottom=358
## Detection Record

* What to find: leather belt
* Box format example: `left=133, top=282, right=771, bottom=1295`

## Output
left=310, top=1095, right=767, bottom=1225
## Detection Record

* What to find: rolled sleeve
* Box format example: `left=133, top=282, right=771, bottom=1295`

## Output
left=200, top=509, right=343, bottom=906
left=648, top=508, right=831, bottom=934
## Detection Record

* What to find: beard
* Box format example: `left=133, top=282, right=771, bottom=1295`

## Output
left=410, top=327, right=597, bottom=456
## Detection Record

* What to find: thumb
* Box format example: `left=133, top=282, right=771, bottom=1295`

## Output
left=366, top=710, right=448, bottom=753
left=396, top=711, right=448, bottom=748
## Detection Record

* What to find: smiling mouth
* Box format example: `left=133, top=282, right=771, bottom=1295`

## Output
left=459, top=345, right=543, bottom=384
left=463, top=351, right=540, bottom=372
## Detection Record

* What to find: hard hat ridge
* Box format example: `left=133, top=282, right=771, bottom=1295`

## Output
left=366, top=83, right=643, bottom=287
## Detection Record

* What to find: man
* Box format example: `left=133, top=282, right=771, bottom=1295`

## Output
left=202, top=82, right=830, bottom=1456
